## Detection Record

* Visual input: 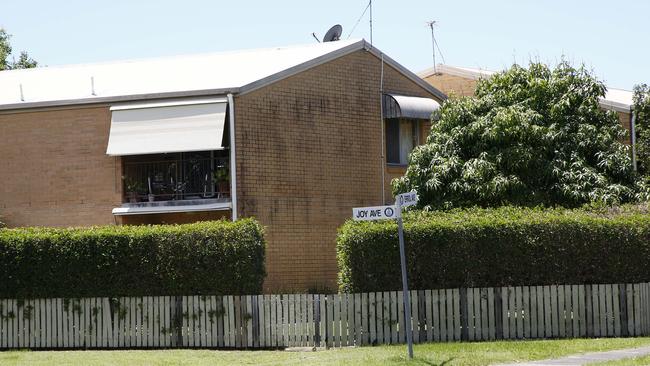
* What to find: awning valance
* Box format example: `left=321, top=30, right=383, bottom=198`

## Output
left=106, top=98, right=228, bottom=156
left=383, top=94, right=441, bottom=120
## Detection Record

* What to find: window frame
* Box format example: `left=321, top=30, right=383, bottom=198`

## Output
left=385, top=118, right=422, bottom=166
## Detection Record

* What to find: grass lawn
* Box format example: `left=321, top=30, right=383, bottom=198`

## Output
left=2, top=338, right=650, bottom=366
left=589, top=354, right=650, bottom=365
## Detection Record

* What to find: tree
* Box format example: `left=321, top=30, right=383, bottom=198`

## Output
left=0, top=28, right=37, bottom=71
left=634, top=84, right=650, bottom=200
left=634, top=84, right=650, bottom=175
left=394, top=61, right=648, bottom=209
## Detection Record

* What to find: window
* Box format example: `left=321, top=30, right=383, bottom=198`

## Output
left=121, top=150, right=230, bottom=204
left=385, top=118, right=420, bottom=165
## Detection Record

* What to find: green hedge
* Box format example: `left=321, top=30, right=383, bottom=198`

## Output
left=337, top=205, right=650, bottom=293
left=0, top=219, right=266, bottom=298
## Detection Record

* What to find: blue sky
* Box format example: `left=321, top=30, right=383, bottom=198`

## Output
left=2, top=0, right=649, bottom=90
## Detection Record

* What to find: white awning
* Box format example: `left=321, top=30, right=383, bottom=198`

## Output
left=106, top=97, right=228, bottom=156
left=383, top=94, right=441, bottom=120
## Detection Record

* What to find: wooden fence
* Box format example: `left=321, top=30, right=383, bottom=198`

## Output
left=1, top=283, right=649, bottom=349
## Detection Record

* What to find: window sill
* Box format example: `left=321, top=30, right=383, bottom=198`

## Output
left=112, top=198, right=231, bottom=216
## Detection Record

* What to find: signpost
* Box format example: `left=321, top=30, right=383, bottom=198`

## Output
left=352, top=190, right=418, bottom=359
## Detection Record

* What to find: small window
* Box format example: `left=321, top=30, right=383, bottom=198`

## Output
left=385, top=119, right=420, bottom=165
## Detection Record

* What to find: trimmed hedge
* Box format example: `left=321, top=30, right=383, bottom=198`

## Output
left=337, top=205, right=650, bottom=293
left=0, top=219, right=266, bottom=298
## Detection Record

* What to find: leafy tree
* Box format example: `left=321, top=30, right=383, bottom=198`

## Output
left=0, top=28, right=38, bottom=71
left=634, top=84, right=650, bottom=200
left=394, top=61, right=648, bottom=209
left=634, top=84, right=650, bottom=175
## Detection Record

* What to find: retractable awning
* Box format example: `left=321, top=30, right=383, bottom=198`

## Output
left=383, top=94, right=441, bottom=120
left=106, top=97, right=228, bottom=156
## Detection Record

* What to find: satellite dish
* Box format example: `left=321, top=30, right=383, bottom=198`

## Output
left=323, top=24, right=343, bottom=42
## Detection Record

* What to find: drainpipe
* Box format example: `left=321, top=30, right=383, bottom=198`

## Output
left=227, top=93, right=238, bottom=221
left=631, top=109, right=637, bottom=172
left=380, top=53, right=386, bottom=205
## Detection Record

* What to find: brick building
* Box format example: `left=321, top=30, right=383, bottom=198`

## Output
left=419, top=64, right=639, bottom=151
left=0, top=39, right=445, bottom=292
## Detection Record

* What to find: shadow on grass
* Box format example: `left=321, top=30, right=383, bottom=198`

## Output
left=388, top=355, right=455, bottom=365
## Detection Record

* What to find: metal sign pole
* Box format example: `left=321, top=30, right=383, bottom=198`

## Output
left=396, top=200, right=414, bottom=359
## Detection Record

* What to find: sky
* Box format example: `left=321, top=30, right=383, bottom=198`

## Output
left=2, top=0, right=649, bottom=90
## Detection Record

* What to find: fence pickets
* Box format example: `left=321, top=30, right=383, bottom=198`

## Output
left=1, top=283, right=650, bottom=349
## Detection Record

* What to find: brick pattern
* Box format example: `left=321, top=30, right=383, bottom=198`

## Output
left=235, top=50, right=441, bottom=292
left=423, top=73, right=478, bottom=97
left=0, top=107, right=122, bottom=227
left=118, top=210, right=229, bottom=225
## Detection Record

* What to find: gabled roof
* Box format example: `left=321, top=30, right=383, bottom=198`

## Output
left=419, top=64, right=634, bottom=113
left=0, top=39, right=445, bottom=111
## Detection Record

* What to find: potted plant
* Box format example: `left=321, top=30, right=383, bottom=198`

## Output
left=213, top=166, right=230, bottom=198
left=122, top=176, right=144, bottom=203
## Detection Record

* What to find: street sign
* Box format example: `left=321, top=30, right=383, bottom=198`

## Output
left=352, top=205, right=397, bottom=221
left=351, top=192, right=418, bottom=359
left=396, top=190, right=418, bottom=207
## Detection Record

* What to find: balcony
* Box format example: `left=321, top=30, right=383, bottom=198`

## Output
left=113, top=151, right=231, bottom=215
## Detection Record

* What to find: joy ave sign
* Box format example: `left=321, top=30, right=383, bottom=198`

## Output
left=352, top=205, right=397, bottom=221
left=351, top=190, right=418, bottom=359
left=351, top=191, right=418, bottom=222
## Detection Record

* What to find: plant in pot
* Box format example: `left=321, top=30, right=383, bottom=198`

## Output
left=213, top=166, right=230, bottom=198
left=122, top=176, right=144, bottom=203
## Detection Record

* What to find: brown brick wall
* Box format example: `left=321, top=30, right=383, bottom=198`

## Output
left=423, top=73, right=478, bottom=97
left=235, top=49, right=441, bottom=292
left=118, top=210, right=229, bottom=225
left=0, top=106, right=122, bottom=227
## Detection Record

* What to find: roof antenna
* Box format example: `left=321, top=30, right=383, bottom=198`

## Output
left=19, top=84, right=24, bottom=102
left=427, top=21, right=446, bottom=74
left=369, top=0, right=373, bottom=46
left=311, top=32, right=321, bottom=43
left=91, top=76, right=96, bottom=96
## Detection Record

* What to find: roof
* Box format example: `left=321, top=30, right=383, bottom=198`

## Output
left=0, top=39, right=445, bottom=111
left=418, top=64, right=634, bottom=113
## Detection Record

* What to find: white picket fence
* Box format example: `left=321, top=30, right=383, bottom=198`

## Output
left=1, top=282, right=649, bottom=349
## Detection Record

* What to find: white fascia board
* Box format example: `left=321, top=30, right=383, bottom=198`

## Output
left=599, top=99, right=633, bottom=113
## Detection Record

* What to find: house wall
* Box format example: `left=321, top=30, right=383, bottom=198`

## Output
left=0, top=106, right=122, bottom=227
left=235, top=49, right=441, bottom=292
left=118, top=210, right=229, bottom=225
left=423, top=73, right=478, bottom=97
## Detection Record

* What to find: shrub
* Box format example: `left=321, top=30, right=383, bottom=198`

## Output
left=337, top=205, right=650, bottom=293
left=0, top=219, right=266, bottom=298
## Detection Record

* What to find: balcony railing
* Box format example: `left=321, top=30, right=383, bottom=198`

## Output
left=122, top=156, right=230, bottom=204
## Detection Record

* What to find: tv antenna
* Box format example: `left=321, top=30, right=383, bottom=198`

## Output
left=426, top=20, right=445, bottom=73
left=346, top=1, right=373, bottom=45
